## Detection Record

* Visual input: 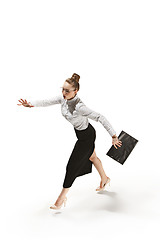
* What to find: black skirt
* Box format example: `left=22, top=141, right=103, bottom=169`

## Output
left=63, top=123, right=96, bottom=188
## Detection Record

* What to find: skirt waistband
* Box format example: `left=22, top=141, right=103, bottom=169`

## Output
left=74, top=123, right=96, bottom=141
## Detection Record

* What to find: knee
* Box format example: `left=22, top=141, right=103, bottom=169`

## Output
left=89, top=149, right=97, bottom=162
left=89, top=156, right=97, bottom=162
left=89, top=156, right=102, bottom=163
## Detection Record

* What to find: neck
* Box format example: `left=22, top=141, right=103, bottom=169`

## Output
left=68, top=94, right=77, bottom=101
left=66, top=94, right=78, bottom=104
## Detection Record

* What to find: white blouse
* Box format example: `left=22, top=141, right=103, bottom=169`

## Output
left=29, top=94, right=116, bottom=137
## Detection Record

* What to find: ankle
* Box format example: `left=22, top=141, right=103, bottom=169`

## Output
left=58, top=195, right=66, bottom=200
left=101, top=175, right=108, bottom=180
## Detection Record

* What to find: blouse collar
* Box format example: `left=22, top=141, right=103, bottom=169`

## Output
left=66, top=94, right=78, bottom=104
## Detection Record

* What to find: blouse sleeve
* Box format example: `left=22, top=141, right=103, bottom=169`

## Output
left=77, top=102, right=116, bottom=137
left=28, top=95, right=62, bottom=107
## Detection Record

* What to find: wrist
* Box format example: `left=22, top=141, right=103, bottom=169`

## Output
left=112, top=135, right=117, bottom=138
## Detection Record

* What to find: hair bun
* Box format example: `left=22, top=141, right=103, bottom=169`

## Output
left=71, top=73, right=80, bottom=83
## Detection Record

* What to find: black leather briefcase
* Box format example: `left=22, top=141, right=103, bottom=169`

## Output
left=106, top=130, right=138, bottom=165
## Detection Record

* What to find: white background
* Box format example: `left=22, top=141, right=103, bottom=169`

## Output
left=0, top=0, right=160, bottom=239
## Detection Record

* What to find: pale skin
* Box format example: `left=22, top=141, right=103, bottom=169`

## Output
left=17, top=81, right=122, bottom=207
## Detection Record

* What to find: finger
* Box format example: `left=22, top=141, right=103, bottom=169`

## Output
left=20, top=99, right=25, bottom=102
left=17, top=104, right=22, bottom=106
left=116, top=142, right=121, bottom=146
left=116, top=143, right=121, bottom=147
left=114, top=144, right=117, bottom=149
left=18, top=99, right=23, bottom=103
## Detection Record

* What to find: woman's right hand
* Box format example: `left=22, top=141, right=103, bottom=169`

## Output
left=112, top=135, right=122, bottom=149
left=17, top=98, right=34, bottom=108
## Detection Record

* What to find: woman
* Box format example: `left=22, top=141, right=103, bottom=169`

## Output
left=17, top=73, right=122, bottom=210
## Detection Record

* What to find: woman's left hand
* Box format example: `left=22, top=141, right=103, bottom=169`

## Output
left=112, top=135, right=122, bottom=149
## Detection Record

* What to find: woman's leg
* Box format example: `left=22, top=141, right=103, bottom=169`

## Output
left=59, top=187, right=70, bottom=198
left=92, top=157, right=108, bottom=180
left=54, top=187, right=70, bottom=206
left=89, top=149, right=108, bottom=188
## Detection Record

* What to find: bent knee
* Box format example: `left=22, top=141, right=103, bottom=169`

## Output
left=89, top=157, right=96, bottom=162
left=89, top=155, right=97, bottom=162
left=89, top=149, right=98, bottom=162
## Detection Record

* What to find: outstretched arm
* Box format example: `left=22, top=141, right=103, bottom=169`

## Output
left=28, top=95, right=62, bottom=107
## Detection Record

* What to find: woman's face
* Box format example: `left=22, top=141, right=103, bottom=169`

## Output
left=62, top=81, right=78, bottom=100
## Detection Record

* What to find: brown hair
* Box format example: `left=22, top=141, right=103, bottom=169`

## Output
left=65, top=73, right=80, bottom=91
